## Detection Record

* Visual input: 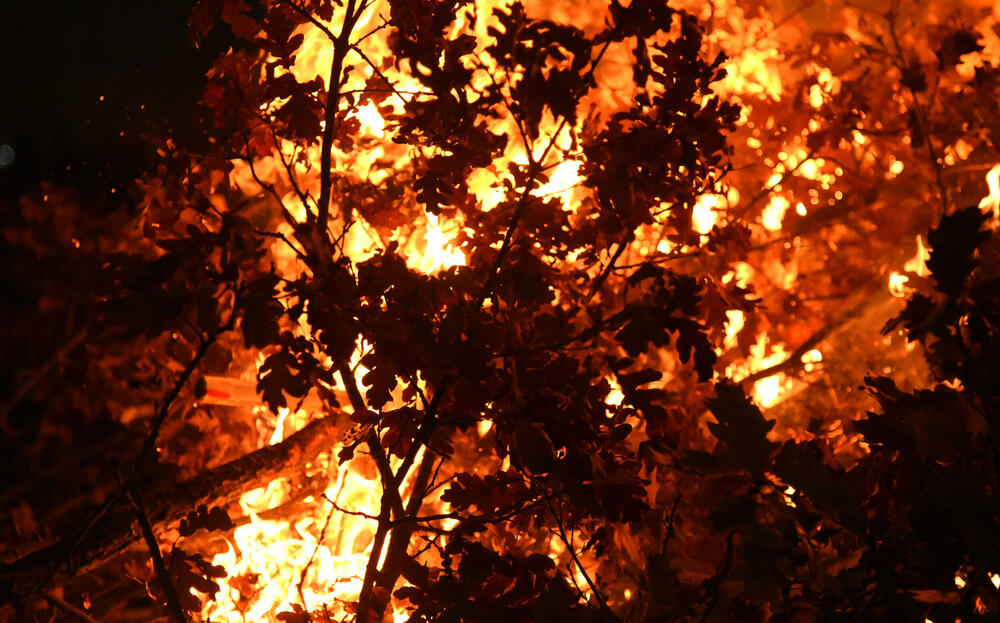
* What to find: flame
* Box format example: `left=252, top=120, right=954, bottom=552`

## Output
left=888, top=235, right=930, bottom=298
left=408, top=212, right=467, bottom=274
left=725, top=332, right=795, bottom=408
left=692, top=194, right=723, bottom=234
left=980, top=164, right=1000, bottom=222
left=761, top=195, right=789, bottom=232
left=203, top=464, right=388, bottom=622
left=719, top=46, right=784, bottom=101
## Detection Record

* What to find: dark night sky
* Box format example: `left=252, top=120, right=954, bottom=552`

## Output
left=0, top=1, right=227, bottom=199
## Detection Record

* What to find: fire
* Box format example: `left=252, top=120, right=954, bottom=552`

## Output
left=725, top=332, right=795, bottom=408
left=197, top=0, right=843, bottom=618
left=888, top=235, right=930, bottom=298
left=760, top=195, right=789, bottom=232
left=203, top=463, right=388, bottom=622
left=981, top=163, right=1000, bottom=222
left=692, top=193, right=723, bottom=234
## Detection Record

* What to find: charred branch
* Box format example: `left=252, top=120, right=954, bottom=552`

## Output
left=1, top=410, right=347, bottom=603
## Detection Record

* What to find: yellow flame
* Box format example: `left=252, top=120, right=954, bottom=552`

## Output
left=407, top=212, right=467, bottom=274
left=889, top=235, right=930, bottom=298
left=761, top=195, right=789, bottom=231
left=723, top=309, right=746, bottom=350
left=725, top=332, right=793, bottom=408
left=980, top=164, right=1000, bottom=221
left=719, top=47, right=784, bottom=101
left=692, top=194, right=722, bottom=234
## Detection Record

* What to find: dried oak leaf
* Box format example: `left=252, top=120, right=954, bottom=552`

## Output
left=441, top=470, right=530, bottom=514
left=257, top=333, right=318, bottom=412
left=221, top=0, right=257, bottom=39
left=276, top=603, right=311, bottom=623
left=705, top=381, right=777, bottom=477
left=926, top=205, right=990, bottom=297
left=179, top=504, right=235, bottom=537
left=937, top=29, right=983, bottom=69
left=771, top=441, right=865, bottom=532
left=882, top=292, right=938, bottom=341
left=146, top=548, right=227, bottom=613
left=858, top=375, right=986, bottom=459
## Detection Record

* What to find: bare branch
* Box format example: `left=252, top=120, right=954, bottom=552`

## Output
left=38, top=592, right=103, bottom=623
left=127, top=484, right=188, bottom=623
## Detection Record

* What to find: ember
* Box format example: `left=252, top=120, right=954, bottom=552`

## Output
left=4, top=0, right=1000, bottom=622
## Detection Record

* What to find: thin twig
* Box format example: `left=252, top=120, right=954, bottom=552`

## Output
left=240, top=144, right=307, bottom=233
left=39, top=592, right=102, bottom=623
left=588, top=231, right=635, bottom=300
left=544, top=497, right=615, bottom=617
left=127, top=484, right=188, bottom=623
left=739, top=289, right=875, bottom=386
left=134, top=320, right=234, bottom=472
left=269, top=127, right=313, bottom=211
left=297, top=496, right=338, bottom=610
left=698, top=533, right=734, bottom=623
left=883, top=5, right=949, bottom=217
left=253, top=228, right=310, bottom=263
left=335, top=363, right=405, bottom=517
left=316, top=0, right=366, bottom=229
left=350, top=43, right=413, bottom=106
left=735, top=147, right=817, bottom=220
left=322, top=493, right=380, bottom=522
left=662, top=493, right=682, bottom=556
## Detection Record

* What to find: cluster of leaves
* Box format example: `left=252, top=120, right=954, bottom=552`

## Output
left=171, top=0, right=755, bottom=620
left=651, top=208, right=1000, bottom=623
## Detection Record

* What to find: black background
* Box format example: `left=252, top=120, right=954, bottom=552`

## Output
left=0, top=1, right=227, bottom=199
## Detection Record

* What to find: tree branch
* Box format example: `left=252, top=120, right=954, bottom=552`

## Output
left=739, top=289, right=876, bottom=386
left=544, top=497, right=614, bottom=617
left=127, top=484, right=188, bottom=623
left=335, top=362, right=405, bottom=517
left=316, top=0, right=366, bottom=230
left=1, top=408, right=348, bottom=602
left=38, top=592, right=102, bottom=623
left=134, top=320, right=233, bottom=472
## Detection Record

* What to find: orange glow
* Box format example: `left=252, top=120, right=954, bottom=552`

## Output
left=725, top=332, right=795, bottom=408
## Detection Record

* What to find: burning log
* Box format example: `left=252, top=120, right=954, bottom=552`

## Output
left=0, top=409, right=346, bottom=604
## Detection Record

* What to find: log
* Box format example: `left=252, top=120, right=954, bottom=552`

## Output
left=0, top=410, right=347, bottom=604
